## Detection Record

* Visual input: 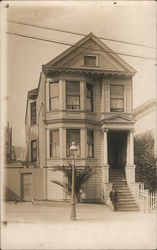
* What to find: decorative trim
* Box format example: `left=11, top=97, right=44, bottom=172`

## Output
left=44, top=118, right=98, bottom=125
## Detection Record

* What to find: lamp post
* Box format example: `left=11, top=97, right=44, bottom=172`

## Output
left=70, top=141, right=77, bottom=220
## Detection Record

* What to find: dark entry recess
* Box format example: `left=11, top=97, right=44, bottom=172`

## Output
left=108, top=131, right=127, bottom=169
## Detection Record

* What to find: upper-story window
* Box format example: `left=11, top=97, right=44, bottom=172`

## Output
left=84, top=56, right=96, bottom=67
left=31, top=140, right=37, bottom=162
left=66, top=81, right=80, bottom=110
left=49, top=82, right=59, bottom=111
left=30, top=101, right=36, bottom=125
left=86, top=83, right=93, bottom=111
left=50, top=130, right=59, bottom=158
left=66, top=129, right=80, bottom=157
left=87, top=130, right=94, bottom=157
left=110, top=85, right=124, bottom=112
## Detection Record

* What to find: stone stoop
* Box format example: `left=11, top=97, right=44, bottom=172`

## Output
left=109, top=169, right=139, bottom=212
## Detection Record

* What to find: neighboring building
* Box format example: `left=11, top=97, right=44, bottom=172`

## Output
left=134, top=99, right=157, bottom=159
left=5, top=122, right=16, bottom=162
left=23, top=32, right=140, bottom=206
left=14, top=146, right=26, bottom=162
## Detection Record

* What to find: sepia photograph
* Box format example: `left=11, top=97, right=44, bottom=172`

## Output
left=0, top=1, right=157, bottom=249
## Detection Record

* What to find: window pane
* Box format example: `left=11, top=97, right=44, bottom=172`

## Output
left=87, top=98, right=92, bottom=111
left=31, top=140, right=37, bottom=162
left=86, top=83, right=93, bottom=111
left=50, top=97, right=59, bottom=110
left=67, top=96, right=80, bottom=110
left=111, top=99, right=124, bottom=111
left=86, top=83, right=93, bottom=97
left=111, top=85, right=124, bottom=98
left=31, top=102, right=36, bottom=125
left=66, top=81, right=80, bottom=95
left=87, top=131, right=94, bottom=157
left=50, top=82, right=59, bottom=97
left=84, top=56, right=96, bottom=66
left=50, top=130, right=59, bottom=158
left=66, top=129, right=80, bottom=157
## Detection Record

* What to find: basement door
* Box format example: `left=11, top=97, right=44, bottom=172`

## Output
left=21, top=173, right=32, bottom=201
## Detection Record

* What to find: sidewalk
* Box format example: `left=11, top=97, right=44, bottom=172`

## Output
left=1, top=201, right=157, bottom=249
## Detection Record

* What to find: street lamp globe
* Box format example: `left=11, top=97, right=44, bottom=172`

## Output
left=70, top=141, right=77, bottom=152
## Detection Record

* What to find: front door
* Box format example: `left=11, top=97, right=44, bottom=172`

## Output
left=108, top=131, right=127, bottom=169
left=21, top=173, right=32, bottom=201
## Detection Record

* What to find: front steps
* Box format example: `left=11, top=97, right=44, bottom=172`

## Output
left=109, top=169, right=139, bottom=212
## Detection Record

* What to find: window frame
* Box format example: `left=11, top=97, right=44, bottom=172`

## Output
left=30, top=101, right=36, bottom=125
left=84, top=55, right=97, bottom=67
left=110, top=85, right=124, bottom=112
left=87, top=130, right=94, bottom=158
left=50, top=129, right=59, bottom=158
left=66, top=81, right=80, bottom=111
left=31, top=140, right=37, bottom=162
left=86, top=83, right=93, bottom=112
left=49, top=81, right=59, bottom=111
left=66, top=129, right=80, bottom=157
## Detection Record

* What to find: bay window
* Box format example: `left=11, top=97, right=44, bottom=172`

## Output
left=66, top=129, right=80, bottom=157
left=66, top=81, right=80, bottom=110
left=86, top=83, right=93, bottom=111
left=110, top=85, right=124, bottom=112
left=50, top=130, right=59, bottom=158
left=49, top=82, right=59, bottom=111
left=87, top=130, right=94, bottom=157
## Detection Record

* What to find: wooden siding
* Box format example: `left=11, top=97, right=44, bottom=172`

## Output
left=134, top=108, right=156, bottom=136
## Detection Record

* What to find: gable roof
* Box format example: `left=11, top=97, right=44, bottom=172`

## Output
left=42, top=32, right=136, bottom=75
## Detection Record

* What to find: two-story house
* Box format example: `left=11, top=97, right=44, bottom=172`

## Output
left=25, top=33, right=139, bottom=209
left=134, top=99, right=157, bottom=160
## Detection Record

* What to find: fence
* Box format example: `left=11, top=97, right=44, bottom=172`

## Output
left=149, top=192, right=157, bottom=212
left=139, top=184, right=157, bottom=213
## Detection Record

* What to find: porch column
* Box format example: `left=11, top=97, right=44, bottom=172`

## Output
left=127, top=129, right=134, bottom=165
left=102, top=129, right=111, bottom=204
left=103, top=129, right=108, bottom=166
left=130, top=129, right=134, bottom=165
left=102, top=129, right=109, bottom=183
left=126, top=129, right=135, bottom=184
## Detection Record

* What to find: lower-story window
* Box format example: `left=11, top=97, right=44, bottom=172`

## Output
left=87, top=130, right=94, bottom=157
left=31, top=140, right=37, bottom=162
left=50, top=130, right=59, bottom=158
left=66, top=129, right=80, bottom=157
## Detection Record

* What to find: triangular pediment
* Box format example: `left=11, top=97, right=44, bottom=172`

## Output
left=43, top=33, right=136, bottom=74
left=100, top=114, right=135, bottom=125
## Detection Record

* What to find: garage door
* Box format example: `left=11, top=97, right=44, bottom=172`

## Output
left=21, top=173, right=32, bottom=201
left=47, top=170, right=64, bottom=200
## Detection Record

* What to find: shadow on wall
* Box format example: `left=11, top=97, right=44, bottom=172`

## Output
left=4, top=186, right=20, bottom=201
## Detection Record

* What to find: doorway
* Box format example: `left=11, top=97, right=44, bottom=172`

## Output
left=21, top=173, right=32, bottom=201
left=108, top=131, right=127, bottom=169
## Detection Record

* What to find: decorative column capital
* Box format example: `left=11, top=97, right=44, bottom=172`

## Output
left=130, top=129, right=135, bottom=133
left=103, top=128, right=108, bottom=133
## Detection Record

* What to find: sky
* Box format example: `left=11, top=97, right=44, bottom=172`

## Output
left=1, top=1, right=156, bottom=148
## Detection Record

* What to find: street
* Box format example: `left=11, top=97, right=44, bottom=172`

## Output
left=1, top=201, right=157, bottom=249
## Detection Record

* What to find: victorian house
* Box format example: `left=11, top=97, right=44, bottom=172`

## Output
left=25, top=33, right=140, bottom=210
